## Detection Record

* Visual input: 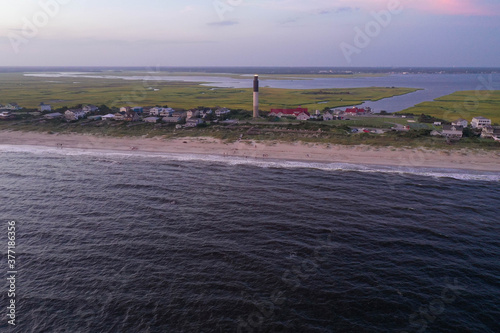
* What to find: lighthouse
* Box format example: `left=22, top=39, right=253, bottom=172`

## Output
left=253, top=75, right=259, bottom=118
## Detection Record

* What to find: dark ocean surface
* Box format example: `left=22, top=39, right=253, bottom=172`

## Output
left=1, top=147, right=499, bottom=332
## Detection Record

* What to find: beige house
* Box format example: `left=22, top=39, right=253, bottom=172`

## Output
left=441, top=125, right=463, bottom=139
left=323, top=112, right=334, bottom=121
left=471, top=117, right=491, bottom=128
left=296, top=112, right=310, bottom=121
left=186, top=110, right=200, bottom=119
left=65, top=109, right=85, bottom=121
left=481, top=126, right=500, bottom=139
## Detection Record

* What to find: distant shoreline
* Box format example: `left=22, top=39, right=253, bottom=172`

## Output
left=1, top=131, right=499, bottom=172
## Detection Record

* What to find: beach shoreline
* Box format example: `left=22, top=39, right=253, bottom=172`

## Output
left=1, top=131, right=499, bottom=172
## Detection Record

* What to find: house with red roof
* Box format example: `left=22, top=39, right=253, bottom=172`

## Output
left=269, top=108, right=310, bottom=119
left=344, top=107, right=367, bottom=116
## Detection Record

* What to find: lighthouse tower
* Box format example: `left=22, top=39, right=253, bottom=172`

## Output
left=253, top=75, right=259, bottom=118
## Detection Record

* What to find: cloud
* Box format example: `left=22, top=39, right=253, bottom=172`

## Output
left=411, top=0, right=500, bottom=16
left=207, top=20, right=239, bottom=27
left=251, top=0, right=500, bottom=16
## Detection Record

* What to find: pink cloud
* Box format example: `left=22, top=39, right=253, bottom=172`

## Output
left=410, top=0, right=500, bottom=16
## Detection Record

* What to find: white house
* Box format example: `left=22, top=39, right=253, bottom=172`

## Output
left=102, top=114, right=115, bottom=120
left=65, top=109, right=86, bottom=121
left=441, top=125, right=463, bottom=139
left=0, top=111, right=13, bottom=119
left=39, top=103, right=51, bottom=112
left=149, top=107, right=161, bottom=115
left=120, top=107, right=131, bottom=113
left=160, top=108, right=175, bottom=116
left=471, top=117, right=491, bottom=129
left=452, top=118, right=468, bottom=127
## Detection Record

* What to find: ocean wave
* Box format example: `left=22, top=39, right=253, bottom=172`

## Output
left=1, top=144, right=499, bottom=182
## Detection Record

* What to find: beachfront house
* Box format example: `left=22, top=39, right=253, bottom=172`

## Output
left=132, top=107, right=144, bottom=114
left=186, top=110, right=200, bottom=119
left=215, top=108, right=231, bottom=117
left=65, top=109, right=86, bottom=121
left=102, top=114, right=115, bottom=120
left=124, top=111, right=140, bottom=122
left=322, top=112, right=334, bottom=121
left=44, top=112, right=63, bottom=120
left=480, top=126, right=500, bottom=139
left=149, top=107, right=161, bottom=116
left=452, top=118, right=468, bottom=127
left=150, top=107, right=174, bottom=116
left=296, top=112, right=311, bottom=121
left=471, top=117, right=491, bottom=129
left=199, top=109, right=213, bottom=118
left=143, top=117, right=160, bottom=123
left=5, top=103, right=22, bottom=111
left=160, top=108, right=175, bottom=116
left=0, top=111, right=13, bottom=120
left=345, top=107, right=367, bottom=116
left=39, top=103, right=52, bottom=112
left=162, top=116, right=182, bottom=123
left=441, top=125, right=464, bottom=139
left=83, top=105, right=99, bottom=114
left=269, top=108, right=310, bottom=119
left=185, top=118, right=205, bottom=127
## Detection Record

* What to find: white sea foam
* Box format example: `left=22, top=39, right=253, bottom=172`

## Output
left=1, top=144, right=499, bottom=182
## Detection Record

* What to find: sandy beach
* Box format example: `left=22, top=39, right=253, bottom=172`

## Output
left=1, top=130, right=499, bottom=172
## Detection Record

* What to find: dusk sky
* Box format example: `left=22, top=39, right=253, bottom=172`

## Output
left=1, top=0, right=499, bottom=67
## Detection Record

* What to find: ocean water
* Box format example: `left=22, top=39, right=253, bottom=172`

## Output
left=1, top=147, right=499, bottom=332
